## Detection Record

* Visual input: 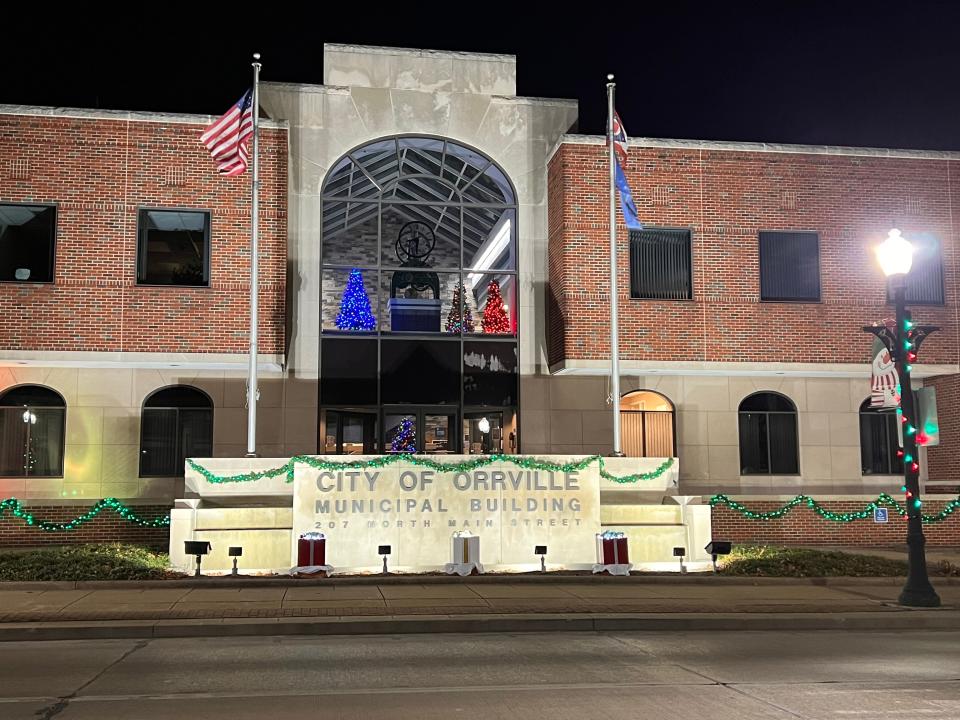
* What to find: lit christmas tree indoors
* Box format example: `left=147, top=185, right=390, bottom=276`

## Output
left=445, top=282, right=475, bottom=333
left=335, top=268, right=376, bottom=331
left=481, top=279, right=510, bottom=334
left=390, top=416, right=416, bottom=453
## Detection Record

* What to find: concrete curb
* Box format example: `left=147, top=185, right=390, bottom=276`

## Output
left=1, top=610, right=958, bottom=641
left=3, top=575, right=958, bottom=591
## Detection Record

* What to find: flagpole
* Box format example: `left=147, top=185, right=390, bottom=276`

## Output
left=607, top=74, right=624, bottom=456
left=245, top=53, right=262, bottom=458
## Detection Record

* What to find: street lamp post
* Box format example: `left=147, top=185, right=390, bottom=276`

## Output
left=873, top=229, right=941, bottom=607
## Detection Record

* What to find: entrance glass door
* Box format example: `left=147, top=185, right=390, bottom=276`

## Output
left=383, top=407, right=457, bottom=454
left=463, top=412, right=503, bottom=455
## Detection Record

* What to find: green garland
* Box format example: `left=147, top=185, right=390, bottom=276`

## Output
left=187, top=455, right=677, bottom=485
left=710, top=493, right=960, bottom=524
left=0, top=497, right=171, bottom=532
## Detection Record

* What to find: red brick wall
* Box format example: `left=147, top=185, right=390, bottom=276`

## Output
left=0, top=504, right=170, bottom=549
left=926, top=374, right=960, bottom=486
left=0, top=112, right=287, bottom=353
left=711, top=499, right=960, bottom=546
left=547, top=142, right=959, bottom=367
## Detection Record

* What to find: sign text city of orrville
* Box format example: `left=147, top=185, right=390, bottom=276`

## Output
left=291, top=458, right=602, bottom=569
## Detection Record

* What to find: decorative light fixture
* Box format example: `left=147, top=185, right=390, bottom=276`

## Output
left=875, top=228, right=914, bottom=277
left=21, top=409, right=36, bottom=424
left=478, top=417, right=491, bottom=434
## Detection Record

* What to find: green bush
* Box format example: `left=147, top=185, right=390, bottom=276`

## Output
left=718, top=545, right=913, bottom=577
left=0, top=544, right=179, bottom=581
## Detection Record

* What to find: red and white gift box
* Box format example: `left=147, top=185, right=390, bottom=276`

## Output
left=595, top=532, right=629, bottom=565
left=297, top=532, right=326, bottom=567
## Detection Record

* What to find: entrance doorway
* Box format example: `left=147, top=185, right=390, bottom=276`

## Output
left=383, top=407, right=457, bottom=454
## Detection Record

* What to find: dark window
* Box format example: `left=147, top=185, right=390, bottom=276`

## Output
left=887, top=233, right=944, bottom=305
left=859, top=399, right=904, bottom=475
left=629, top=228, right=692, bottom=300
left=463, top=341, right=518, bottom=407
left=137, top=209, right=210, bottom=286
left=759, top=231, right=820, bottom=301
left=380, top=339, right=459, bottom=405
left=0, top=204, right=56, bottom=283
left=321, top=338, right=379, bottom=406
left=738, top=392, right=799, bottom=474
left=140, top=386, right=212, bottom=477
left=0, top=385, right=65, bottom=477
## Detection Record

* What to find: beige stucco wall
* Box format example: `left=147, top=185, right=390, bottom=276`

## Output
left=521, top=373, right=911, bottom=495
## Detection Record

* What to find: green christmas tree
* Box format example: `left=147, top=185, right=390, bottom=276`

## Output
left=445, top=282, right=475, bottom=333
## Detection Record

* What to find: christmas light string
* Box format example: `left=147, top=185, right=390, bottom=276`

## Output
left=710, top=492, right=960, bottom=524
left=0, top=497, right=170, bottom=532
left=186, top=455, right=677, bottom=485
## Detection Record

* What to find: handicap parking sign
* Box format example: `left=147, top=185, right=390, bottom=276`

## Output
left=874, top=508, right=889, bottom=523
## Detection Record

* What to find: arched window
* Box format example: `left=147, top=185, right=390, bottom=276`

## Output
left=738, top=392, right=798, bottom=475
left=859, top=398, right=904, bottom=475
left=620, top=390, right=675, bottom=457
left=0, top=385, right=66, bottom=477
left=140, top=386, right=213, bottom=477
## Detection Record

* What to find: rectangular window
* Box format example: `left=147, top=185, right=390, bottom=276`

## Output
left=629, top=228, right=692, bottom=300
left=759, top=231, right=820, bottom=301
left=137, top=208, right=210, bottom=286
left=887, top=232, right=944, bottom=305
left=0, top=203, right=56, bottom=283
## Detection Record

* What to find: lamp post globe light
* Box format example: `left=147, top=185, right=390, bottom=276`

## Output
left=875, top=228, right=940, bottom=607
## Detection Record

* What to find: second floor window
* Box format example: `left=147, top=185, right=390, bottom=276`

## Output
left=0, top=203, right=56, bottom=283
left=629, top=228, right=692, bottom=300
left=759, top=231, right=820, bottom=302
left=137, top=209, right=211, bottom=286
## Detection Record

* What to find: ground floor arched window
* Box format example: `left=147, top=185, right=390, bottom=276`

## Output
left=140, top=386, right=213, bottom=477
left=0, top=385, right=65, bottom=477
left=620, top=390, right=676, bottom=457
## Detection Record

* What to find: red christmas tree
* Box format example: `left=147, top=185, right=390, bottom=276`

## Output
left=481, top=280, right=510, bottom=334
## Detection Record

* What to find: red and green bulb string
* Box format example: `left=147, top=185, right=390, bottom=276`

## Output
left=897, top=317, right=936, bottom=512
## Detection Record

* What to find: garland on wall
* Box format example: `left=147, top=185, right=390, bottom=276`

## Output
left=0, top=498, right=171, bottom=532
left=710, top=493, right=960, bottom=524
left=186, top=455, right=677, bottom=486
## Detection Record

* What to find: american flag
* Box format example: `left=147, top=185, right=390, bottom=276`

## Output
left=200, top=90, right=254, bottom=176
left=610, top=112, right=628, bottom=166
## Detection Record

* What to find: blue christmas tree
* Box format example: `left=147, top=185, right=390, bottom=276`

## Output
left=390, top=416, right=416, bottom=453
left=335, top=269, right=376, bottom=331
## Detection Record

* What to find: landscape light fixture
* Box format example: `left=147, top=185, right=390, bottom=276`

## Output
left=379, top=544, right=391, bottom=574
left=184, top=540, right=212, bottom=577
left=535, top=545, right=548, bottom=572
left=228, top=546, right=243, bottom=575
left=704, top=541, right=732, bottom=573
left=673, top=546, right=687, bottom=574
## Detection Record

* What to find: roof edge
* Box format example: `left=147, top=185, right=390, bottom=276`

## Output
left=323, top=42, right=516, bottom=64
left=0, top=104, right=287, bottom=129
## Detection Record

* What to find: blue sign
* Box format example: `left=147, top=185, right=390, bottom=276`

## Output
left=874, top=508, right=889, bottom=524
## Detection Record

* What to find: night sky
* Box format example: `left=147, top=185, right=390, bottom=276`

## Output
left=5, top=2, right=959, bottom=150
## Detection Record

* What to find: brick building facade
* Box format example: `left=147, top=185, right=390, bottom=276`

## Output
left=1, top=43, right=957, bottom=553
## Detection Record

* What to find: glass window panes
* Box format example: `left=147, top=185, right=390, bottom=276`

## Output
left=324, top=410, right=378, bottom=454
left=0, top=385, right=66, bottom=477
left=463, top=341, right=518, bottom=407
left=859, top=399, right=904, bottom=475
left=137, top=209, right=210, bottom=286
left=0, top=204, right=56, bottom=283
left=738, top=393, right=799, bottom=475
left=323, top=268, right=378, bottom=332
left=380, top=339, right=460, bottom=405
left=381, top=270, right=459, bottom=333
left=464, top=208, right=515, bottom=271
left=140, top=386, right=212, bottom=477
left=629, top=228, right=692, bottom=300
left=321, top=338, right=378, bottom=406
left=322, top=201, right=380, bottom=267
left=467, top=274, right=515, bottom=335
left=759, top=231, right=820, bottom=302
left=385, top=413, right=417, bottom=453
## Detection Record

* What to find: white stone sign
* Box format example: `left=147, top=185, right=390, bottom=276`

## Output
left=292, top=456, right=601, bottom=571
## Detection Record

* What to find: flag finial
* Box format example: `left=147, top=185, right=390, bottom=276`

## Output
left=253, top=52, right=261, bottom=63
left=607, top=73, right=614, bottom=81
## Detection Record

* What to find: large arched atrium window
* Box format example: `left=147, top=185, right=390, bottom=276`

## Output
left=140, top=386, right=213, bottom=477
left=0, top=385, right=65, bottom=477
left=620, top=390, right=675, bottom=457
left=738, top=392, right=799, bottom=475
left=320, top=137, right=518, bottom=455
left=859, top=398, right=904, bottom=475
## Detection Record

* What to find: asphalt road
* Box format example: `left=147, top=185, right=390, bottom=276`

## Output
left=0, top=630, right=958, bottom=719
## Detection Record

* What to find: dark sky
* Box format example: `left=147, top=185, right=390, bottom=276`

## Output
left=6, top=2, right=960, bottom=150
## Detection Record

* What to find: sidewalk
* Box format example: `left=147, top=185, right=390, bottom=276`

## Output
left=1, top=576, right=958, bottom=640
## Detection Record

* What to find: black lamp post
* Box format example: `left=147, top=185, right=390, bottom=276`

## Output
left=869, top=229, right=941, bottom=607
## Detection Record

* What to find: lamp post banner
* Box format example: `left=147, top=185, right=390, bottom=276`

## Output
left=291, top=456, right=601, bottom=570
